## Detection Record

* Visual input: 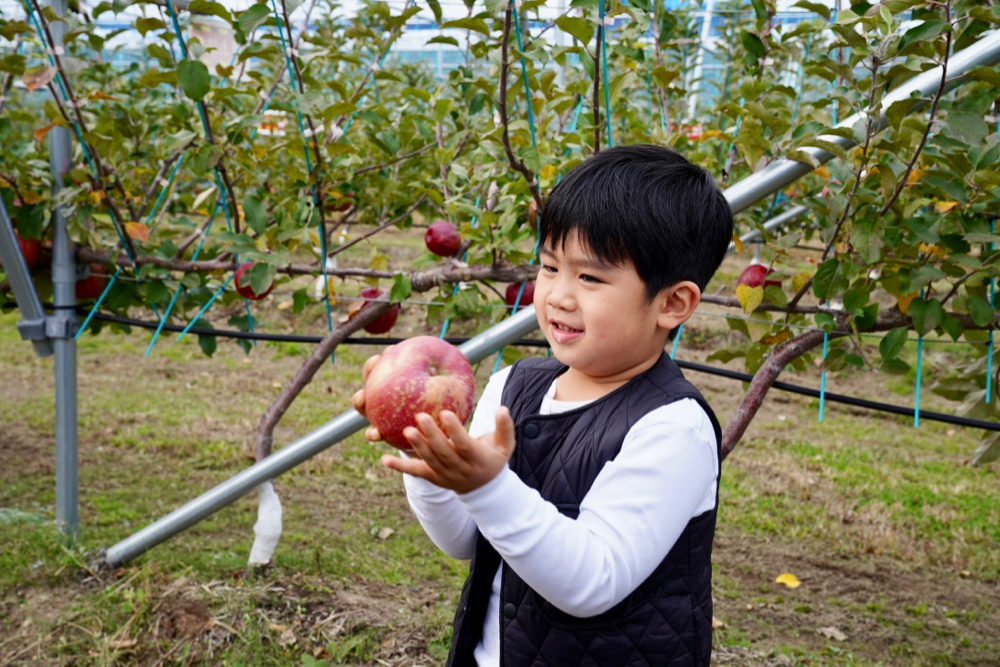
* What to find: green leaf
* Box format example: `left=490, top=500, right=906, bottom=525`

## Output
left=740, top=30, right=765, bottom=59
left=139, top=68, right=177, bottom=88
left=238, top=4, right=271, bottom=34
left=426, top=35, right=459, bottom=48
left=899, top=19, right=948, bottom=53
left=135, top=17, right=165, bottom=36
left=943, top=112, right=988, bottom=145
left=886, top=97, right=922, bottom=131
left=425, top=0, right=442, bottom=24
left=440, top=18, right=490, bottom=36
left=177, top=59, right=210, bottom=101
left=967, top=294, right=993, bottom=328
left=292, top=288, right=308, bottom=314
left=964, top=66, right=1000, bottom=88
left=389, top=274, right=411, bottom=303
left=197, top=330, right=217, bottom=357
left=0, top=54, right=26, bottom=76
left=881, top=357, right=910, bottom=375
left=908, top=298, right=943, bottom=336
left=248, top=262, right=275, bottom=297
left=188, top=0, right=232, bottom=22
left=940, top=312, right=963, bottom=341
left=792, top=1, right=830, bottom=19
left=554, top=16, right=594, bottom=44
left=813, top=258, right=842, bottom=300
left=243, top=193, right=268, bottom=234
left=879, top=327, right=908, bottom=360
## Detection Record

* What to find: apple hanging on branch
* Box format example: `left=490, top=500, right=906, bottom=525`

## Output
left=234, top=261, right=274, bottom=300
left=364, top=336, right=476, bottom=450
left=358, top=287, right=400, bottom=334
left=505, top=281, right=535, bottom=309
left=424, top=220, right=461, bottom=257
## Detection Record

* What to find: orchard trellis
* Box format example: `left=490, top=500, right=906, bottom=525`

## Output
left=1, top=0, right=999, bottom=566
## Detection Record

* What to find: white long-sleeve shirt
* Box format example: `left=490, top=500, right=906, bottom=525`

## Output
left=401, top=365, right=718, bottom=666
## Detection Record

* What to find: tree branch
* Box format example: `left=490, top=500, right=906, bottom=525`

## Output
left=354, top=140, right=437, bottom=175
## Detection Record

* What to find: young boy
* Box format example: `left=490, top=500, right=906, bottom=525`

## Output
left=352, top=144, right=734, bottom=666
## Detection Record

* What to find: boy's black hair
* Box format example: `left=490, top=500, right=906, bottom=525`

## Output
left=540, top=144, right=734, bottom=300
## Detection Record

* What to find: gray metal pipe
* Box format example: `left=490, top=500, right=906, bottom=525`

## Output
left=103, top=30, right=1000, bottom=567
left=0, top=199, right=53, bottom=358
left=104, top=307, right=541, bottom=566
left=725, top=29, right=1000, bottom=215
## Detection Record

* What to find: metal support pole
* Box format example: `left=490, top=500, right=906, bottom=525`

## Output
left=48, top=0, right=79, bottom=542
left=101, top=30, right=1000, bottom=568
left=724, top=29, right=1000, bottom=214
left=0, top=199, right=53, bottom=358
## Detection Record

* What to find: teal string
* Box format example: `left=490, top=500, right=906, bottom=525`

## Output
left=144, top=201, right=222, bottom=355
left=511, top=3, right=538, bottom=148
left=177, top=273, right=235, bottom=341
left=599, top=0, right=612, bottom=147
left=670, top=324, right=683, bottom=359
left=74, top=266, right=122, bottom=338
left=818, top=328, right=829, bottom=422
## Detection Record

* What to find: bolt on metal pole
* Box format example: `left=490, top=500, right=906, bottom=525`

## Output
left=102, top=29, right=1000, bottom=567
left=47, top=0, right=80, bottom=542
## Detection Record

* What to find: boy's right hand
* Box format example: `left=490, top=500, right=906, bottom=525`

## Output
left=351, top=354, right=384, bottom=443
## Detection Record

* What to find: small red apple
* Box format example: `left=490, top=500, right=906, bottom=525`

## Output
left=75, top=263, right=109, bottom=300
left=234, top=261, right=273, bottom=300
left=364, top=336, right=476, bottom=450
left=736, top=263, right=782, bottom=289
left=505, top=281, right=535, bottom=308
left=359, top=287, right=400, bottom=334
left=424, top=220, right=461, bottom=257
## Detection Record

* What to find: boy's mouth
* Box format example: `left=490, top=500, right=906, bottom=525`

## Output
left=550, top=319, right=583, bottom=343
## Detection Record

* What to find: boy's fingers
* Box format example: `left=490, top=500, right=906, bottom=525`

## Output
left=494, top=407, right=516, bottom=456
left=439, top=411, right=475, bottom=454
left=403, top=425, right=431, bottom=452
left=420, top=413, right=467, bottom=466
left=380, top=453, right=436, bottom=481
left=351, top=389, right=366, bottom=414
left=364, top=426, right=382, bottom=442
left=362, top=355, right=381, bottom=381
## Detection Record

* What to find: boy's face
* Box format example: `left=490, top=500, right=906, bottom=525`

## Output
left=534, top=232, right=672, bottom=386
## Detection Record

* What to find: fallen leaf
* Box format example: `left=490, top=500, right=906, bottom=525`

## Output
left=23, top=66, right=56, bottom=92
left=775, top=572, right=801, bottom=588
left=817, top=626, right=847, bottom=641
left=711, top=616, right=727, bottom=629
left=745, top=603, right=754, bottom=611
left=377, top=527, right=394, bottom=540
left=125, top=221, right=150, bottom=242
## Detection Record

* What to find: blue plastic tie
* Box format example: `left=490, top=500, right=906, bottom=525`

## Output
left=177, top=273, right=235, bottom=341
left=670, top=324, right=684, bottom=359
left=988, top=217, right=995, bottom=403
left=74, top=266, right=122, bottom=339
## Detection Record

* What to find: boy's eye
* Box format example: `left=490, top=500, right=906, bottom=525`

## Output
left=541, top=264, right=557, bottom=273
left=581, top=274, right=603, bottom=284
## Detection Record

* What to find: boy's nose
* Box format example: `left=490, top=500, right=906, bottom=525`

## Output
left=545, top=280, right=576, bottom=310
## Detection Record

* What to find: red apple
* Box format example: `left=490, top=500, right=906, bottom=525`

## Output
left=424, top=220, right=461, bottom=257
left=736, top=263, right=782, bottom=289
left=364, top=336, right=476, bottom=450
left=75, top=263, right=109, bottom=300
left=359, top=287, right=400, bottom=334
left=234, top=261, right=273, bottom=300
left=3, top=230, right=41, bottom=270
left=505, top=281, right=535, bottom=308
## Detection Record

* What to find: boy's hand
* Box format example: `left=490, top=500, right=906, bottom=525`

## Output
left=381, top=407, right=516, bottom=494
left=350, top=354, right=385, bottom=443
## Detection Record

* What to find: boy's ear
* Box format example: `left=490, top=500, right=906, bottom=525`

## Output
left=656, top=281, right=701, bottom=331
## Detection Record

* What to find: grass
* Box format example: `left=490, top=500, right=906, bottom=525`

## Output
left=2, top=248, right=999, bottom=664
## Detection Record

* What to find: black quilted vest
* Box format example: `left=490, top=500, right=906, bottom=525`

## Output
left=446, top=353, right=722, bottom=666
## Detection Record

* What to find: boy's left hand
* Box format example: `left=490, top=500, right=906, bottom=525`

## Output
left=380, top=407, right=516, bottom=494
